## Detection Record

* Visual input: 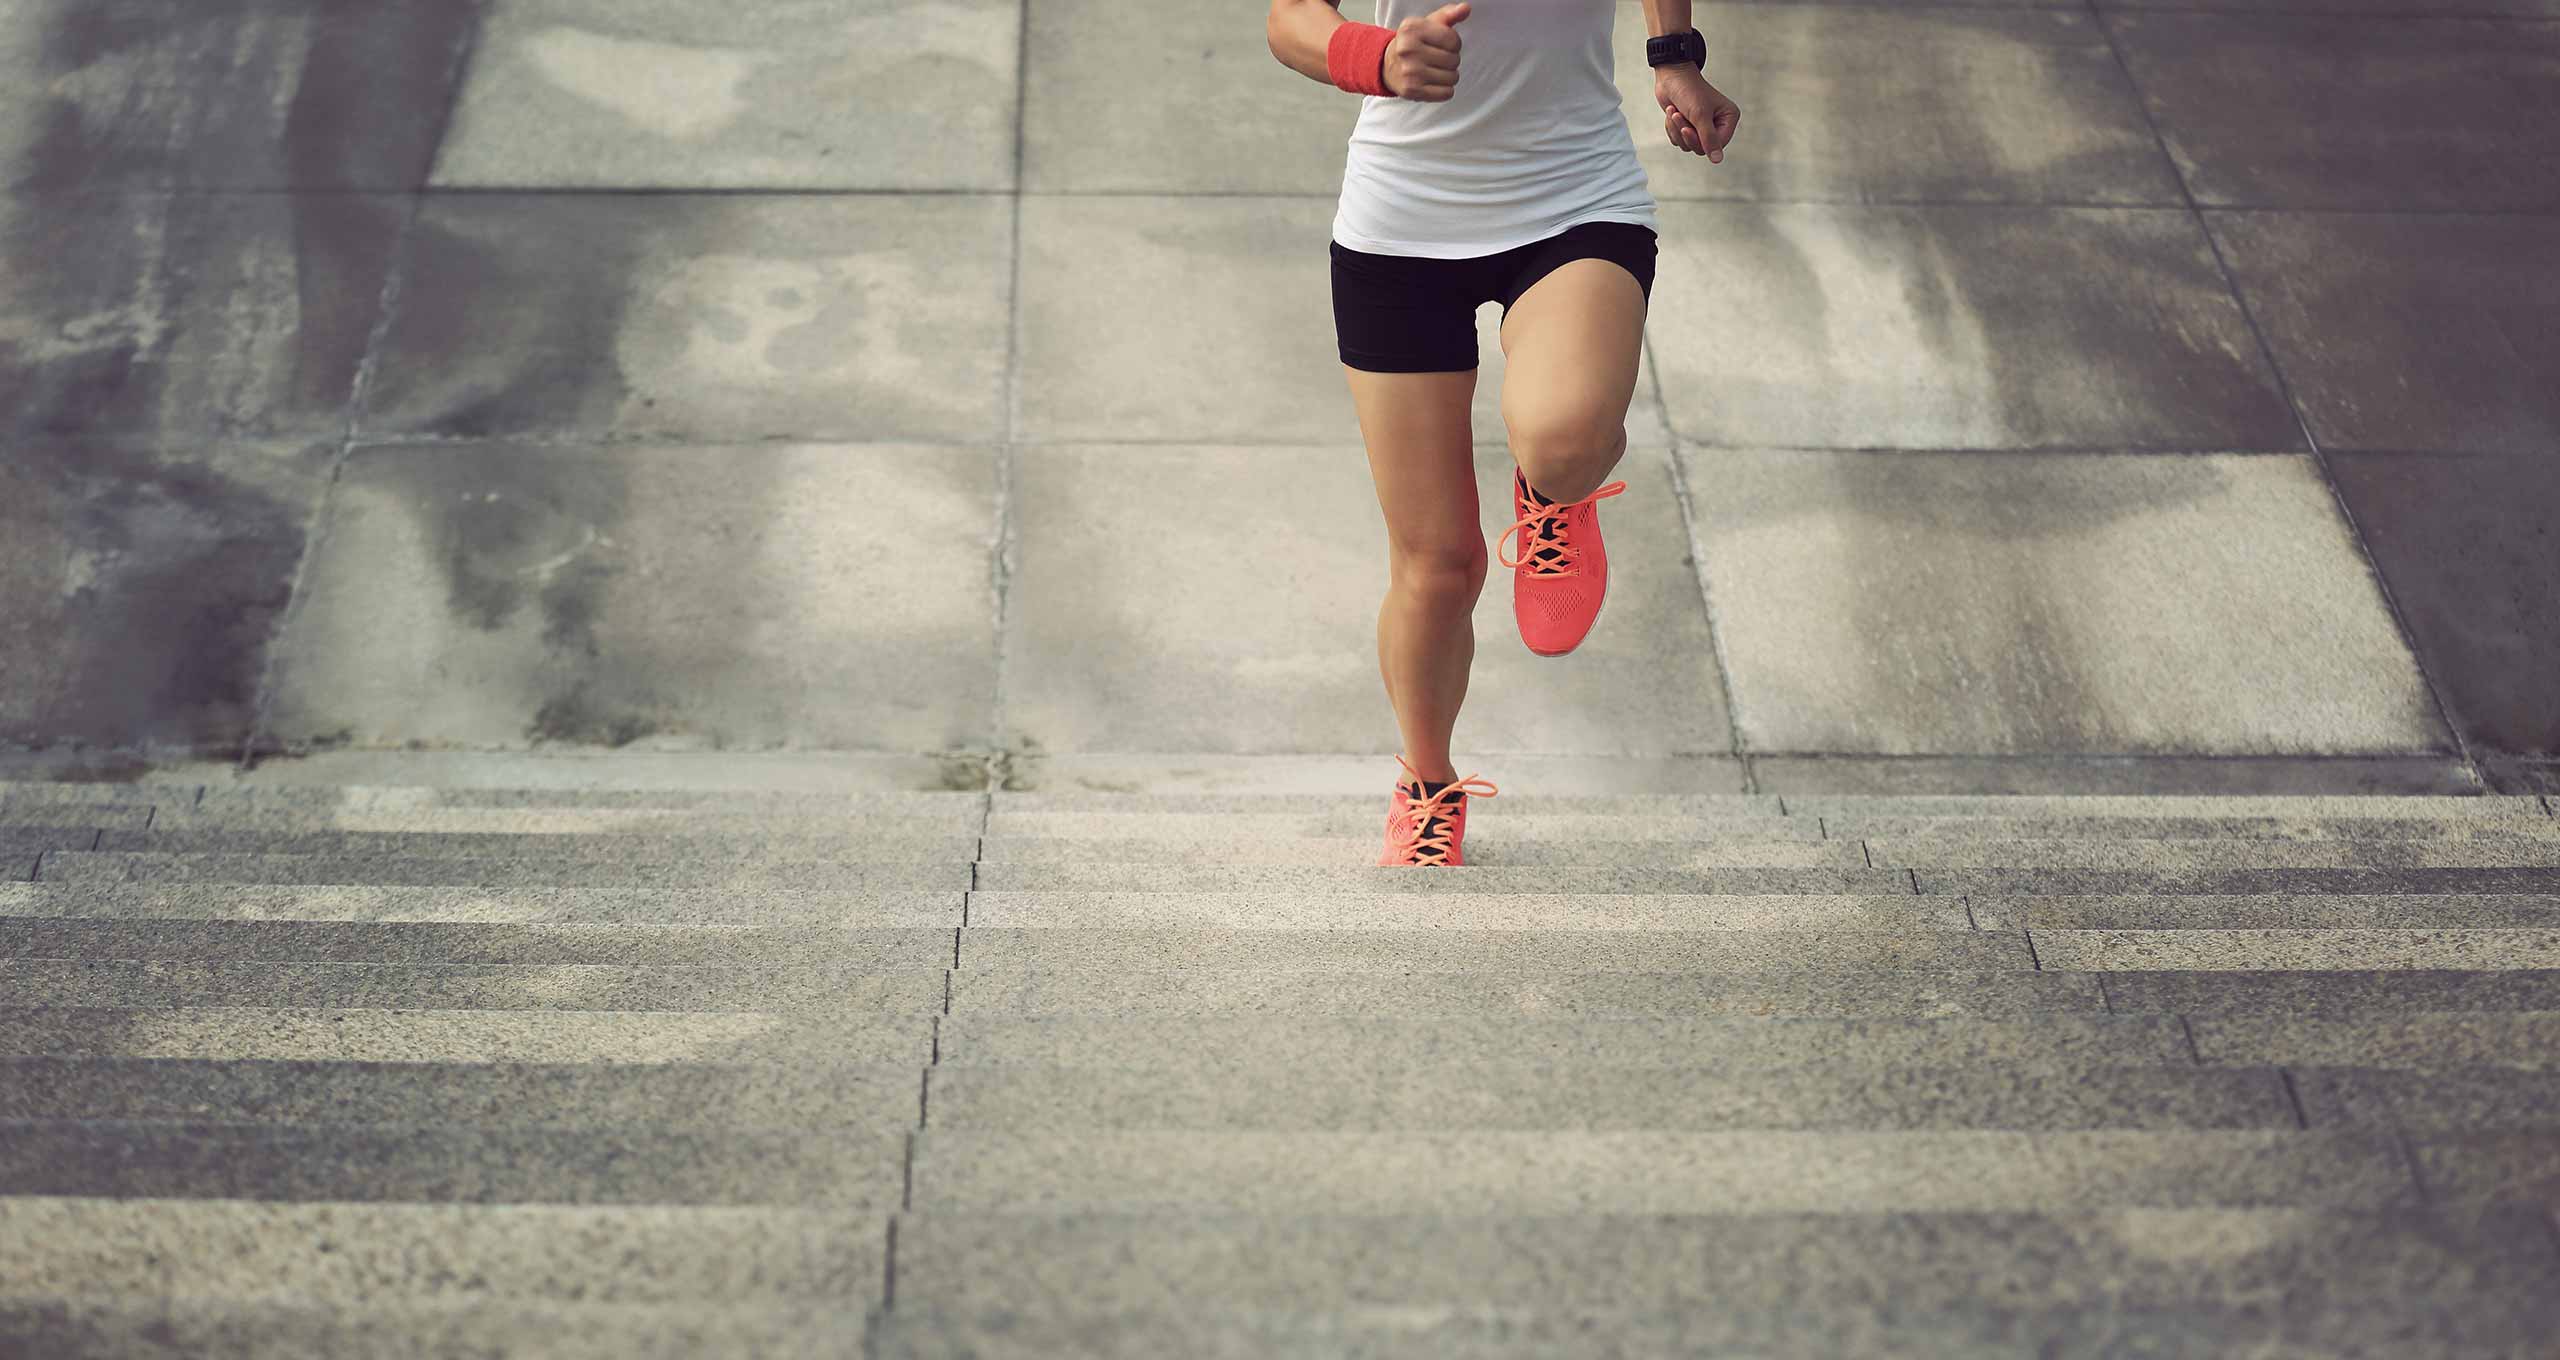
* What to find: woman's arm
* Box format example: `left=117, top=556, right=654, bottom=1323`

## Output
left=1267, top=0, right=1350, bottom=86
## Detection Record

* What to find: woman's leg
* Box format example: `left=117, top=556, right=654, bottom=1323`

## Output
left=1497, top=256, right=1649, bottom=503
left=1344, top=364, right=1485, bottom=784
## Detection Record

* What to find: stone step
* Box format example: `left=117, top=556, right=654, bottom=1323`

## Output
left=2190, top=1013, right=2560, bottom=1070
left=977, top=836, right=1866, bottom=868
left=1827, top=813, right=2560, bottom=842
left=0, top=882, right=965, bottom=927
left=1972, top=892, right=2560, bottom=929
left=1914, top=866, right=2560, bottom=895
left=2027, top=928, right=2560, bottom=971
left=985, top=812, right=1823, bottom=841
left=922, top=1062, right=2293, bottom=1131
left=0, top=1295, right=867, bottom=1360
left=933, top=1014, right=2187, bottom=1070
left=0, top=782, right=200, bottom=810
left=2294, top=1067, right=2560, bottom=1131
left=2101, top=969, right=2560, bottom=1015
left=146, top=806, right=981, bottom=837
left=0, top=960, right=945, bottom=1014
left=0, top=1007, right=932, bottom=1064
left=905, top=1129, right=2419, bottom=1212
left=186, top=785, right=981, bottom=814
left=886, top=1205, right=2558, bottom=1329
left=0, top=919, right=956, bottom=966
left=951, top=927, right=2029, bottom=973
left=962, top=891, right=1968, bottom=931
left=864, top=1302, right=2537, bottom=1360
left=0, top=828, right=96, bottom=858
left=1876, top=837, right=2560, bottom=868
left=35, top=852, right=971, bottom=891
left=987, top=792, right=1785, bottom=816
left=2406, top=1133, right=2560, bottom=1206
left=1779, top=795, right=2551, bottom=819
left=95, top=828, right=980, bottom=860
left=0, top=1058, right=924, bottom=1131
left=0, top=1119, right=909, bottom=1207
left=0, top=805, right=153, bottom=832
left=0, top=1195, right=881, bottom=1299
left=947, top=967, right=2104, bottom=1018
left=971, top=863, right=1913, bottom=894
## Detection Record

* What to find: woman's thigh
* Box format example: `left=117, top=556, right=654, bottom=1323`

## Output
left=1332, top=241, right=1486, bottom=567
left=1494, top=223, right=1653, bottom=453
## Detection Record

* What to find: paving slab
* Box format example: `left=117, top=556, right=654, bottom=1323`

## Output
left=0, top=805, right=147, bottom=833
left=2189, top=1013, right=2560, bottom=1069
left=1785, top=794, right=2549, bottom=819
left=0, top=828, right=98, bottom=860
left=1753, top=753, right=2490, bottom=798
left=908, top=1129, right=2417, bottom=1213
left=2293, top=1068, right=2560, bottom=1132
left=888, top=1205, right=2560, bottom=1320
left=0, top=782, right=196, bottom=809
left=0, top=919, right=957, bottom=966
left=0, top=1006, right=931, bottom=1065
left=969, top=864, right=1908, bottom=894
left=0, top=1296, right=869, bottom=1360
left=149, top=806, right=987, bottom=837
left=0, top=0, right=477, bottom=190
left=976, top=836, right=1861, bottom=869
left=2329, top=451, right=2560, bottom=757
left=1829, top=814, right=2560, bottom=842
left=2106, top=13, right=2560, bottom=211
left=0, top=193, right=403, bottom=440
left=1915, top=866, right=2560, bottom=895
left=36, top=851, right=970, bottom=891
left=2102, top=969, right=2560, bottom=1015
left=924, top=1063, right=2291, bottom=1132
left=360, top=196, right=1012, bottom=441
left=2030, top=928, right=2560, bottom=972
left=263, top=441, right=1000, bottom=751
left=1003, top=442, right=1727, bottom=757
left=0, top=959, right=944, bottom=1014
left=1, top=438, right=342, bottom=749
left=962, top=892, right=1968, bottom=932
left=0, top=882, right=965, bottom=927
left=988, top=792, right=1784, bottom=817
left=0, top=1195, right=880, bottom=1300
left=936, top=1014, right=2187, bottom=1070
left=0, top=1119, right=907, bottom=1207
left=98, top=829, right=979, bottom=861
left=1971, top=893, right=2560, bottom=930
left=1683, top=448, right=2441, bottom=756
left=1645, top=203, right=2299, bottom=450
left=0, top=1057, right=924, bottom=1133
left=2408, top=1134, right=2560, bottom=1208
left=948, top=967, right=2106, bottom=1019
left=429, top=0, right=1018, bottom=190
left=190, top=786, right=987, bottom=813
left=1874, top=837, right=2560, bottom=869
left=955, top=927, right=2026, bottom=973
left=984, top=812, right=1824, bottom=842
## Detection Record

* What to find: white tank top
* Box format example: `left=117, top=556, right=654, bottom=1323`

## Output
left=1331, top=0, right=1659, bottom=259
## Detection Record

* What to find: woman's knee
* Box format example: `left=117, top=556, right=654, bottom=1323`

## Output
left=1388, top=541, right=1490, bottom=605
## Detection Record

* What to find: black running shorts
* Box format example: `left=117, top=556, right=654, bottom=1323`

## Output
left=1329, top=219, right=1657, bottom=374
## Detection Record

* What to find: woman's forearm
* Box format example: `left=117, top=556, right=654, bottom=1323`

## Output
left=1269, top=0, right=1353, bottom=87
left=1639, top=0, right=1695, bottom=45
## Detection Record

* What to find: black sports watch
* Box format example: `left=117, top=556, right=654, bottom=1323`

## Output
left=1645, top=27, right=1705, bottom=74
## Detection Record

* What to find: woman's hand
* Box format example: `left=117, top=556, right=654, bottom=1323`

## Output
left=1655, top=67, right=1739, bottom=163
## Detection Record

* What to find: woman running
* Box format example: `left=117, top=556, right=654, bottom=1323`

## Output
left=1265, top=0, right=1741, bottom=866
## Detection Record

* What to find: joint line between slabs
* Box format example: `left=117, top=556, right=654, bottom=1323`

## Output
left=2176, top=1013, right=2204, bottom=1065
left=881, top=1215, right=899, bottom=1314
left=2278, top=1068, right=2310, bottom=1130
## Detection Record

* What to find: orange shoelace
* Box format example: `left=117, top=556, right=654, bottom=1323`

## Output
left=1497, top=479, right=1627, bottom=576
left=1385, top=757, right=1500, bottom=865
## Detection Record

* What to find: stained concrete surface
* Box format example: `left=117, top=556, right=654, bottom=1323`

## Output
left=0, top=0, right=2550, bottom=783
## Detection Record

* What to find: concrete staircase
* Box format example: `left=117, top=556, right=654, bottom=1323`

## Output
left=3, top=778, right=2557, bottom=1357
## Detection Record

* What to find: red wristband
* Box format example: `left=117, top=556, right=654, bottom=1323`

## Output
left=1327, top=22, right=1394, bottom=97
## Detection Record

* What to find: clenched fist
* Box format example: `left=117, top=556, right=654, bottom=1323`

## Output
left=1383, top=2, right=1469, bottom=102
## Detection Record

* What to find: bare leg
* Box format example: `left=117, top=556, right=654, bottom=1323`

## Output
left=1344, top=364, right=1484, bottom=784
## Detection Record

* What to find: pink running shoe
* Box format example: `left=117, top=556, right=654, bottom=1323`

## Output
left=1497, top=466, right=1628, bottom=657
left=1377, top=753, right=1499, bottom=867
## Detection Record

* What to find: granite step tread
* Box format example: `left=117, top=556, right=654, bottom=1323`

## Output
left=144, top=807, right=982, bottom=837
left=35, top=852, right=972, bottom=890
left=960, top=891, right=1968, bottom=931
left=2100, top=969, right=2560, bottom=1015
left=986, top=793, right=1786, bottom=816
left=886, top=1205, right=2560, bottom=1319
left=0, top=919, right=957, bottom=966
left=1874, top=838, right=2560, bottom=868
left=952, top=926, right=2029, bottom=972
left=946, top=967, right=2106, bottom=1018
left=0, top=1057, right=926, bottom=1130
left=1825, top=814, right=2560, bottom=842
left=2293, top=1067, right=2560, bottom=1131
left=1971, top=893, right=2560, bottom=929
left=1914, top=867, right=2560, bottom=895
left=2189, top=1013, right=2560, bottom=1070
left=1778, top=795, right=2551, bottom=819
left=975, top=837, right=1866, bottom=867
left=0, top=1006, right=934, bottom=1064
left=971, top=864, right=1913, bottom=894
left=95, top=828, right=981, bottom=860
left=0, top=1295, right=869, bottom=1360
left=2026, top=927, right=2560, bottom=972
left=0, top=1118, right=909, bottom=1207
left=984, top=813, right=1825, bottom=841
left=0, top=1194, right=883, bottom=1299
left=933, top=1014, right=2191, bottom=1069
left=906, top=1129, right=2420, bottom=1212
left=0, top=882, right=966, bottom=927
left=921, top=1062, right=2294, bottom=1131
left=0, top=959, right=947, bottom=1013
